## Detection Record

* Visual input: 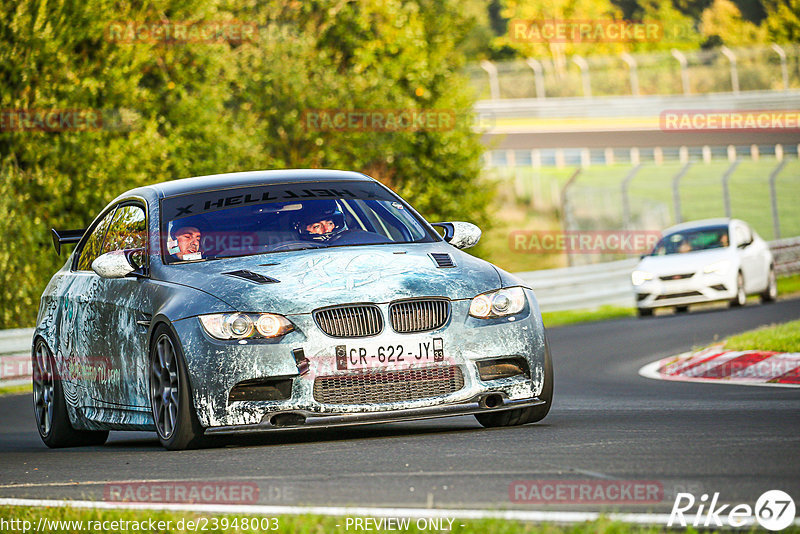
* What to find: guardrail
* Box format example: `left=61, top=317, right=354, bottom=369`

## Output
left=0, top=328, right=33, bottom=385
left=2, top=238, right=799, bottom=384
left=771, top=237, right=800, bottom=276
left=516, top=258, right=639, bottom=311
left=475, top=90, right=800, bottom=120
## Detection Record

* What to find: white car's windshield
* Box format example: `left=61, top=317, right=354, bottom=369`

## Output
left=161, top=181, right=436, bottom=262
left=650, top=226, right=729, bottom=256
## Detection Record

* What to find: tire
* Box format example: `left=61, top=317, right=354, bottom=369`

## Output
left=149, top=325, right=204, bottom=450
left=761, top=267, right=777, bottom=303
left=32, top=340, right=108, bottom=448
left=475, top=334, right=553, bottom=428
left=637, top=307, right=653, bottom=318
left=675, top=306, right=689, bottom=313
left=729, top=272, right=746, bottom=307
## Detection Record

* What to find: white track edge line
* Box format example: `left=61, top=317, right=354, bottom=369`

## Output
left=0, top=497, right=677, bottom=525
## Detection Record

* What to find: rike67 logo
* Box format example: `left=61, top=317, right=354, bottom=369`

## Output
left=669, top=490, right=796, bottom=530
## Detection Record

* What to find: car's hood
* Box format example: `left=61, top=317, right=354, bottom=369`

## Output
left=636, top=248, right=733, bottom=275
left=156, top=243, right=501, bottom=315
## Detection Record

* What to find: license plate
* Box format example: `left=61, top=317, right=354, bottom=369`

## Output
left=335, top=338, right=444, bottom=371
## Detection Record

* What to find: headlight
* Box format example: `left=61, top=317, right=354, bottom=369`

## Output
left=469, top=287, right=526, bottom=318
left=703, top=260, right=730, bottom=274
left=631, top=270, right=654, bottom=286
left=198, top=313, right=294, bottom=340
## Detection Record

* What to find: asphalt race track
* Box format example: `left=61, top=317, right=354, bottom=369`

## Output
left=1, top=298, right=799, bottom=514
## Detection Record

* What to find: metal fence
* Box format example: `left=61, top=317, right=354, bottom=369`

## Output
left=487, top=154, right=800, bottom=266
left=561, top=158, right=800, bottom=262
left=468, top=45, right=800, bottom=100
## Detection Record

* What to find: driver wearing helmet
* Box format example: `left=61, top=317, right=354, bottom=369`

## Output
left=294, top=200, right=348, bottom=242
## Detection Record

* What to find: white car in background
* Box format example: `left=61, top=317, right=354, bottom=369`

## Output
left=632, top=218, right=776, bottom=317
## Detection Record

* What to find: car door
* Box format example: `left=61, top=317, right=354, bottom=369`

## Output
left=89, top=202, right=153, bottom=409
left=67, top=206, right=118, bottom=409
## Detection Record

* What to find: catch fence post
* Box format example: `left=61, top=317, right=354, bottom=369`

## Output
left=672, top=162, right=691, bottom=223
left=621, top=164, right=642, bottom=229
left=769, top=160, right=788, bottom=240
left=721, top=160, right=739, bottom=218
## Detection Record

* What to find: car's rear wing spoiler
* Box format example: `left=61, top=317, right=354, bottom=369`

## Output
left=51, top=228, right=85, bottom=255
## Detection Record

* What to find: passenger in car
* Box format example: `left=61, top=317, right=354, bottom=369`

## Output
left=172, top=225, right=202, bottom=260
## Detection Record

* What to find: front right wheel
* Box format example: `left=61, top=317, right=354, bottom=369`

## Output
left=729, top=272, right=746, bottom=307
left=149, top=326, right=204, bottom=450
left=761, top=267, right=777, bottom=303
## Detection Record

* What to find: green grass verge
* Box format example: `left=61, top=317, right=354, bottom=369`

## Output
left=0, top=505, right=751, bottom=533
left=0, top=382, right=30, bottom=397
left=723, top=318, right=800, bottom=353
left=777, top=273, right=800, bottom=296
left=542, top=305, right=635, bottom=328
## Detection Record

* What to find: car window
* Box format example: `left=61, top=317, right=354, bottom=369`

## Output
left=102, top=204, right=147, bottom=267
left=651, top=226, right=729, bottom=255
left=160, top=181, right=436, bottom=263
left=76, top=208, right=117, bottom=271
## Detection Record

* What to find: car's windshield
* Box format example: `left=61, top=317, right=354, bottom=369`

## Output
left=650, top=226, right=729, bottom=256
left=160, top=181, right=436, bottom=263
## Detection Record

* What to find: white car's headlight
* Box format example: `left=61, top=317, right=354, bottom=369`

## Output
left=469, top=287, right=527, bottom=318
left=198, top=313, right=294, bottom=340
left=703, top=260, right=730, bottom=274
left=631, top=270, right=654, bottom=286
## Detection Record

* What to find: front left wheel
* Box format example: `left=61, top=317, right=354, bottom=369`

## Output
left=32, top=340, right=108, bottom=448
left=149, top=326, right=204, bottom=450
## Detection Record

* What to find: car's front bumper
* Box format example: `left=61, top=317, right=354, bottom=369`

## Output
left=171, top=291, right=549, bottom=429
left=634, top=270, right=737, bottom=309
left=204, top=395, right=546, bottom=434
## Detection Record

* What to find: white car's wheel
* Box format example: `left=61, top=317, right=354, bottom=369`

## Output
left=729, top=273, right=746, bottom=307
left=761, top=267, right=777, bottom=303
